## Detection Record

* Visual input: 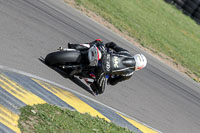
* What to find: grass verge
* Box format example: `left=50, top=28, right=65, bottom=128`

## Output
left=67, top=0, right=200, bottom=82
left=18, top=104, right=133, bottom=133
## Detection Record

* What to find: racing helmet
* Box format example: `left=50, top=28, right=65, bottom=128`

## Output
left=133, top=54, right=147, bottom=71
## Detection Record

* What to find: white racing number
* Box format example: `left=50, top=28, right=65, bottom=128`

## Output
left=113, top=56, right=119, bottom=68
left=106, top=54, right=110, bottom=72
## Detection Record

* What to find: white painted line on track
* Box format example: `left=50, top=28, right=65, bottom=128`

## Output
left=0, top=65, right=162, bottom=133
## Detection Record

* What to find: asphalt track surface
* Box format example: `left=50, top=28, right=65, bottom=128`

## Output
left=0, top=0, right=200, bottom=132
left=0, top=67, right=157, bottom=133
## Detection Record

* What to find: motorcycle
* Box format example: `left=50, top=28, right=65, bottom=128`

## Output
left=44, top=43, right=111, bottom=95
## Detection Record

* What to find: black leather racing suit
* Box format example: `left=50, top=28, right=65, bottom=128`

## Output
left=104, top=42, right=135, bottom=85
left=68, top=40, right=136, bottom=94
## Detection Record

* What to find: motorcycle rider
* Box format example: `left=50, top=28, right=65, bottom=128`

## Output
left=68, top=39, right=147, bottom=94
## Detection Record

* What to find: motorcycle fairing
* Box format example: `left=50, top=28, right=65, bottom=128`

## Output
left=88, top=45, right=102, bottom=66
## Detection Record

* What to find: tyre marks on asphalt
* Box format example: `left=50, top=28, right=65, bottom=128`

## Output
left=0, top=69, right=159, bottom=133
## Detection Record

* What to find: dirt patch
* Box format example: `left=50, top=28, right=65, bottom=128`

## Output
left=64, top=0, right=200, bottom=83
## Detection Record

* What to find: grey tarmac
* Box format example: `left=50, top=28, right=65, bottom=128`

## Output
left=0, top=0, right=200, bottom=132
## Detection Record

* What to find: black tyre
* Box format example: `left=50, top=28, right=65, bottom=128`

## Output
left=183, top=5, right=195, bottom=15
left=193, top=11, right=200, bottom=19
left=90, top=81, right=105, bottom=95
left=192, top=0, right=200, bottom=5
left=187, top=1, right=199, bottom=9
left=98, top=86, right=105, bottom=94
left=173, top=0, right=186, bottom=7
left=45, top=50, right=81, bottom=66
left=164, top=0, right=173, bottom=3
left=197, top=7, right=200, bottom=12
left=182, top=0, right=199, bottom=15
left=192, top=16, right=200, bottom=24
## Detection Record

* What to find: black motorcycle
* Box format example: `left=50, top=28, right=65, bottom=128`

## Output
left=45, top=43, right=112, bottom=94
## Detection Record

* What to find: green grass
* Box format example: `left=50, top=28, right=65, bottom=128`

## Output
left=18, top=104, right=133, bottom=133
left=74, top=0, right=200, bottom=79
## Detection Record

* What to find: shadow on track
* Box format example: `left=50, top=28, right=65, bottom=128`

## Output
left=38, top=57, right=95, bottom=96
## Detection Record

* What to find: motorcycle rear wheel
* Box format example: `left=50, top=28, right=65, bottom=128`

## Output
left=45, top=50, right=81, bottom=66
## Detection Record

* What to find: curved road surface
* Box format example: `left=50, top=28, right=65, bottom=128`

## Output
left=0, top=0, right=200, bottom=132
